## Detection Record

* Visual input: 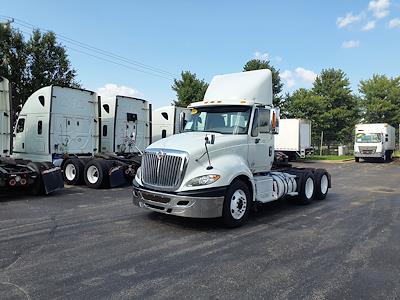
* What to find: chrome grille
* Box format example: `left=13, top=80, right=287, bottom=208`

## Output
left=359, top=146, right=377, bottom=154
left=141, top=150, right=186, bottom=191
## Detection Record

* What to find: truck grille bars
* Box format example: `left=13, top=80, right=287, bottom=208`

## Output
left=141, top=149, right=187, bottom=191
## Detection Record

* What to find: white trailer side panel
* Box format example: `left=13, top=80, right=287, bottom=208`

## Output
left=274, top=119, right=300, bottom=151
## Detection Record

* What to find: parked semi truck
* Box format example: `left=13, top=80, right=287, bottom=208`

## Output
left=132, top=70, right=331, bottom=227
left=354, top=123, right=395, bottom=162
left=152, top=105, right=190, bottom=142
left=274, top=119, right=313, bottom=159
left=13, top=85, right=150, bottom=189
left=0, top=76, right=63, bottom=194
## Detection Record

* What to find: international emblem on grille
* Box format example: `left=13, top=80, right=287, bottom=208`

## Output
left=156, top=150, right=165, bottom=160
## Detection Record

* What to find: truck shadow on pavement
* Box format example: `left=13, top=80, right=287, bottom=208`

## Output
left=145, top=196, right=328, bottom=231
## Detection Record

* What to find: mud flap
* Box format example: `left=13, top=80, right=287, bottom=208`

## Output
left=41, top=167, right=64, bottom=194
left=109, top=166, right=126, bottom=188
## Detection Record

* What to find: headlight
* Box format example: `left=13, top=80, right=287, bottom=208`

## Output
left=186, top=174, right=220, bottom=187
left=135, top=167, right=142, bottom=181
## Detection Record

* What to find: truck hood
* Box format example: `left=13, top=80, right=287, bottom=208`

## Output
left=147, top=132, right=247, bottom=157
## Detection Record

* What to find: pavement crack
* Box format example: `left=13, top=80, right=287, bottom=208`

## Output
left=0, top=281, right=31, bottom=300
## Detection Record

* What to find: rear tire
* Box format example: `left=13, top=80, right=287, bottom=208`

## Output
left=62, top=158, right=84, bottom=185
left=355, top=157, right=360, bottom=162
left=27, top=162, right=45, bottom=195
left=84, top=159, right=110, bottom=189
left=296, top=171, right=315, bottom=205
left=222, top=180, right=251, bottom=228
left=314, top=169, right=329, bottom=200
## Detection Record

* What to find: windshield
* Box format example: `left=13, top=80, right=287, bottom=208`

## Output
left=184, top=106, right=251, bottom=134
left=356, top=133, right=382, bottom=143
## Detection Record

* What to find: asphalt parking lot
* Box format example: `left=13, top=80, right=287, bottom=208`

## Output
left=1, top=160, right=400, bottom=299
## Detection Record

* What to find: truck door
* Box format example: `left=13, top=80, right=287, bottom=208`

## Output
left=248, top=108, right=273, bottom=172
left=13, top=115, right=27, bottom=153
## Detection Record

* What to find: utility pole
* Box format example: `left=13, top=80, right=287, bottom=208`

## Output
left=320, top=131, right=324, bottom=156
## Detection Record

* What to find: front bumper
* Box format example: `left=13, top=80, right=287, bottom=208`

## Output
left=132, top=184, right=226, bottom=218
left=354, top=152, right=382, bottom=158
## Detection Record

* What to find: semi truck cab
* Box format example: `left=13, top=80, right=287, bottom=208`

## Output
left=133, top=70, right=331, bottom=227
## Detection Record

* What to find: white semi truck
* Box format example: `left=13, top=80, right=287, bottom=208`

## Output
left=354, top=123, right=395, bottom=162
left=274, top=119, right=313, bottom=159
left=13, top=85, right=151, bottom=189
left=132, top=70, right=331, bottom=227
left=0, top=76, right=63, bottom=194
left=151, top=105, right=190, bottom=142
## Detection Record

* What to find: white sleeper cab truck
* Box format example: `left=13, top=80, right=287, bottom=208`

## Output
left=133, top=70, right=331, bottom=227
left=0, top=77, right=63, bottom=194
left=152, top=105, right=190, bottom=142
left=274, top=119, right=313, bottom=159
left=14, top=85, right=151, bottom=189
left=354, top=123, right=395, bottom=162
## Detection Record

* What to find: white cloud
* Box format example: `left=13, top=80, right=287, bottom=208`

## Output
left=362, top=20, right=376, bottom=31
left=368, top=0, right=390, bottom=19
left=295, top=68, right=317, bottom=84
left=254, top=51, right=269, bottom=61
left=342, top=40, right=360, bottom=48
left=96, top=83, right=142, bottom=99
left=388, top=18, right=400, bottom=28
left=337, top=12, right=363, bottom=28
left=280, top=67, right=317, bottom=89
left=280, top=70, right=295, bottom=88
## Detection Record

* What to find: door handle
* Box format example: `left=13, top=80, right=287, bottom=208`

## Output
left=22, top=143, right=24, bottom=149
left=255, top=138, right=260, bottom=144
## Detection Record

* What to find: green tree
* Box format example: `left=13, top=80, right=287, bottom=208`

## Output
left=312, top=69, right=359, bottom=145
left=0, top=25, right=29, bottom=107
left=283, top=69, right=359, bottom=147
left=283, top=88, right=329, bottom=145
left=26, top=29, right=80, bottom=93
left=359, top=74, right=400, bottom=126
left=0, top=26, right=79, bottom=108
left=243, top=59, right=283, bottom=107
left=172, top=71, right=208, bottom=107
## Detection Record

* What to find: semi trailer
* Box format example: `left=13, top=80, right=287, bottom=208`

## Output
left=274, top=119, right=313, bottom=159
left=0, top=76, right=63, bottom=194
left=354, top=123, right=395, bottom=162
left=132, top=70, right=331, bottom=227
left=151, top=105, right=190, bottom=142
left=13, top=85, right=150, bottom=189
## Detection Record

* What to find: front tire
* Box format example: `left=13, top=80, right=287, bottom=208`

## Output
left=355, top=157, right=360, bottom=162
left=222, top=180, right=251, bottom=228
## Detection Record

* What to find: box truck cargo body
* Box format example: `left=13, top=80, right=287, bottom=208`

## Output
left=354, top=123, right=395, bottom=162
left=274, top=119, right=312, bottom=159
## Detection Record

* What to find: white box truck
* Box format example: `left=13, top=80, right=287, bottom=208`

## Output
left=274, top=119, right=313, bottom=159
left=13, top=85, right=151, bottom=189
left=354, top=123, right=395, bottom=162
left=0, top=76, right=63, bottom=194
left=133, top=70, right=331, bottom=227
left=152, top=106, right=190, bottom=142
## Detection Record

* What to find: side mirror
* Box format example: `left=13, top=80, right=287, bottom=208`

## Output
left=270, top=107, right=280, bottom=134
left=179, top=111, right=186, bottom=133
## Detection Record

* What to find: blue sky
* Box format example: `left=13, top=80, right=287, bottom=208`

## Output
left=2, top=0, right=400, bottom=108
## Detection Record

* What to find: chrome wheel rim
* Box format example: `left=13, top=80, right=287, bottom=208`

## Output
left=230, top=189, right=247, bottom=220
